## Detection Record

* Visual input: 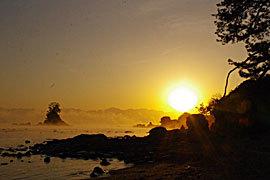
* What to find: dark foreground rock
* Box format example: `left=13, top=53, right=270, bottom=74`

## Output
left=29, top=126, right=270, bottom=180
left=90, top=167, right=105, bottom=177
left=100, top=158, right=110, bottom=166
left=44, top=156, right=51, bottom=163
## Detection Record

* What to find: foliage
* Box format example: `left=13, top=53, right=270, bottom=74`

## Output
left=196, top=95, right=221, bottom=115
left=44, top=102, right=66, bottom=125
left=213, top=0, right=270, bottom=80
left=47, top=102, right=61, bottom=114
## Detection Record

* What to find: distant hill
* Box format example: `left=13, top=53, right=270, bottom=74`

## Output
left=61, top=107, right=175, bottom=127
left=0, top=107, right=176, bottom=127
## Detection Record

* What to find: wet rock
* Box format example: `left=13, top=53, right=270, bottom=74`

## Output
left=16, top=152, right=23, bottom=158
left=24, top=151, right=32, bottom=156
left=6, top=148, right=15, bottom=152
left=1, top=152, right=15, bottom=157
left=90, top=166, right=104, bottom=178
left=25, top=140, right=31, bottom=144
left=44, top=156, right=51, bottom=163
left=100, top=158, right=110, bottom=166
left=10, top=160, right=13, bottom=163
left=90, top=172, right=98, bottom=177
left=1, top=163, right=8, bottom=165
left=93, top=166, right=104, bottom=174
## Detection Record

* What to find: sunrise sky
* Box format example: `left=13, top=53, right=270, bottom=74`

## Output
left=0, top=0, right=247, bottom=112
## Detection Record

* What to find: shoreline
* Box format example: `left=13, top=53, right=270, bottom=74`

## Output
left=2, top=127, right=270, bottom=179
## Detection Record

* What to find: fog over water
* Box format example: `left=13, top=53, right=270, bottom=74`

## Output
left=0, top=125, right=147, bottom=179
left=0, top=107, right=178, bottom=127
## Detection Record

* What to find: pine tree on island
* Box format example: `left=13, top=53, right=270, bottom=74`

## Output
left=43, top=102, right=68, bottom=126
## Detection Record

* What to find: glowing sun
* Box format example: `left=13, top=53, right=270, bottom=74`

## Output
left=168, top=87, right=198, bottom=112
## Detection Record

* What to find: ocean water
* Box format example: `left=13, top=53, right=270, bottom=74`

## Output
left=0, top=125, right=150, bottom=180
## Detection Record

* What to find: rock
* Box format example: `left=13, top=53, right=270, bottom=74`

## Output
left=100, top=158, right=111, bottom=166
left=24, top=151, right=32, bottom=156
left=93, top=166, right=104, bottom=174
left=1, top=152, right=14, bottom=157
left=186, top=114, right=209, bottom=133
left=25, top=140, right=31, bottom=144
left=16, top=152, right=23, bottom=158
left=10, top=160, right=13, bottom=163
left=148, top=127, right=167, bottom=139
left=44, top=156, right=51, bottom=163
left=1, top=163, right=8, bottom=165
left=6, top=147, right=15, bottom=152
left=90, top=167, right=104, bottom=178
left=90, top=172, right=98, bottom=177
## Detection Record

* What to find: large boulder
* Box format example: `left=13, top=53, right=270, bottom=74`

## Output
left=186, top=114, right=209, bottom=133
left=148, top=127, right=167, bottom=139
left=212, top=76, right=270, bottom=134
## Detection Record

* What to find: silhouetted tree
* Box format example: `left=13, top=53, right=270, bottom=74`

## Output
left=196, top=95, right=221, bottom=115
left=44, top=102, right=67, bottom=125
left=213, top=0, right=270, bottom=96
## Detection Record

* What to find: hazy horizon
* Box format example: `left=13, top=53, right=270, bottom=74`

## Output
left=0, top=0, right=246, bottom=113
left=0, top=106, right=183, bottom=127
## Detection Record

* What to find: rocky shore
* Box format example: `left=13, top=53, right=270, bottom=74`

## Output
left=1, top=125, right=270, bottom=179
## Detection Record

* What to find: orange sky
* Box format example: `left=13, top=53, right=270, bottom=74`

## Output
left=0, top=0, right=246, bottom=113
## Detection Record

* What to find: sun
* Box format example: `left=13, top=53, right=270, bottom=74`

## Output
left=168, top=87, right=198, bottom=112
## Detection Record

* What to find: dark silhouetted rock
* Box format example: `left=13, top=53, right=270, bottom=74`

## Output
left=16, top=152, right=23, bottom=158
left=212, top=76, right=270, bottom=135
left=90, top=172, right=98, bottom=177
left=24, top=151, right=32, bottom=156
left=149, top=127, right=167, bottom=138
left=1, top=152, right=13, bottom=157
left=44, top=156, right=51, bottom=163
left=100, top=158, right=110, bottom=166
left=186, top=114, right=209, bottom=133
left=1, top=163, right=8, bottom=165
left=90, top=166, right=104, bottom=177
left=93, top=167, right=104, bottom=174
left=6, top=148, right=15, bottom=152
left=25, top=140, right=30, bottom=144
left=180, top=125, right=185, bottom=130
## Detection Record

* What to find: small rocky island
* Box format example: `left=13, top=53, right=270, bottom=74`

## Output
left=40, top=102, right=68, bottom=126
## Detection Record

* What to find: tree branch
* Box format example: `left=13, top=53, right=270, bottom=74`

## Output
left=223, top=66, right=238, bottom=97
left=223, top=52, right=258, bottom=97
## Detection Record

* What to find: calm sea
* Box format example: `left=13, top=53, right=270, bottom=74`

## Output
left=0, top=125, right=149, bottom=180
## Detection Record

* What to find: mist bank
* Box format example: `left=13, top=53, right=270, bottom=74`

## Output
left=0, top=107, right=177, bottom=128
